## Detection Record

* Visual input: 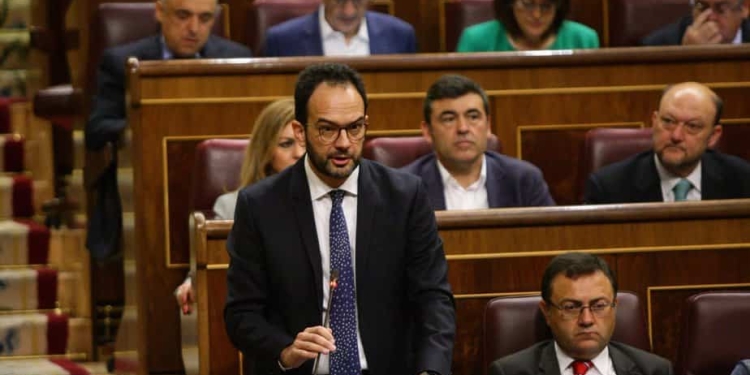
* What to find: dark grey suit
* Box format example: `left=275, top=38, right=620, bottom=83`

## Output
left=224, top=158, right=456, bottom=375
left=584, top=149, right=750, bottom=204
left=489, top=340, right=673, bottom=375
left=85, top=34, right=251, bottom=261
left=641, top=15, right=750, bottom=46
left=401, top=151, right=555, bottom=210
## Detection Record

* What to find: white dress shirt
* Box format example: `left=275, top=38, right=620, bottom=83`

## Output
left=654, top=154, right=702, bottom=202
left=436, top=156, right=489, bottom=210
left=732, top=29, right=742, bottom=45
left=212, top=190, right=239, bottom=219
left=304, top=155, right=369, bottom=373
left=318, top=4, right=371, bottom=56
left=555, top=342, right=616, bottom=375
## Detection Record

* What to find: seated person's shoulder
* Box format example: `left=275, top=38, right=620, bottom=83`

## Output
left=558, top=20, right=600, bottom=48
left=457, top=20, right=502, bottom=52
left=486, top=151, right=545, bottom=177
left=609, top=341, right=672, bottom=373
left=488, top=341, right=551, bottom=375
left=641, top=16, right=691, bottom=46
left=365, top=10, right=415, bottom=34
left=209, top=35, right=253, bottom=57
left=266, top=13, right=314, bottom=38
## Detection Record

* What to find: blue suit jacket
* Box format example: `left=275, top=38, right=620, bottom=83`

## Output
left=263, top=10, right=417, bottom=57
left=401, top=151, right=555, bottom=211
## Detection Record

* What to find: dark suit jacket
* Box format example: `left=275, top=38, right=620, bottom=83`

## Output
left=401, top=151, right=555, bottom=211
left=224, top=158, right=456, bottom=375
left=85, top=34, right=251, bottom=261
left=641, top=15, right=750, bottom=45
left=489, top=340, right=673, bottom=375
left=263, top=10, right=417, bottom=57
left=584, top=149, right=750, bottom=204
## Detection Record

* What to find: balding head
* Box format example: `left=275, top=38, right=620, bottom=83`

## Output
left=651, top=82, right=723, bottom=177
left=155, top=0, right=218, bottom=57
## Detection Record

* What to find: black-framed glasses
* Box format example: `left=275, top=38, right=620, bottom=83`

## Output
left=548, top=300, right=616, bottom=320
left=692, top=0, right=743, bottom=15
left=312, top=120, right=367, bottom=144
left=514, top=0, right=557, bottom=14
left=332, top=0, right=366, bottom=6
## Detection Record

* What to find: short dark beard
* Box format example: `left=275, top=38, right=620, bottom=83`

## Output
left=306, top=138, right=360, bottom=180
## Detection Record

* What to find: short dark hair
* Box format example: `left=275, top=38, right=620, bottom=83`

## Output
left=494, top=0, right=569, bottom=42
left=540, top=252, right=617, bottom=304
left=294, top=63, right=368, bottom=125
left=423, top=74, right=490, bottom=125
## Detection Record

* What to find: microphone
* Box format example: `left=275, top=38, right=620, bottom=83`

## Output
left=312, top=269, right=339, bottom=375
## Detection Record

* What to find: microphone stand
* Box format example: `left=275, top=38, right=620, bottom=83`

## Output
left=311, top=269, right=339, bottom=375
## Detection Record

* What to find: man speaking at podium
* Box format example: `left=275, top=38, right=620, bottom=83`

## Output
left=224, top=62, right=456, bottom=375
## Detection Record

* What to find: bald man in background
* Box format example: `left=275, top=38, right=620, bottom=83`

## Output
left=584, top=82, right=750, bottom=204
left=86, top=0, right=252, bottom=261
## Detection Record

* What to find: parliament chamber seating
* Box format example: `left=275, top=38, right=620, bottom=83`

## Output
left=607, top=0, right=688, bottom=47
left=247, top=0, right=393, bottom=55
left=190, top=138, right=249, bottom=213
left=363, top=133, right=501, bottom=168
left=482, top=292, right=650, bottom=370
left=677, top=291, right=750, bottom=375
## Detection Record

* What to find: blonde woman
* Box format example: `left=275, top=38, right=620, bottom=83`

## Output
left=177, top=98, right=304, bottom=314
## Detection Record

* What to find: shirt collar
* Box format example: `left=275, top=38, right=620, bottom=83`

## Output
left=160, top=35, right=202, bottom=60
left=554, top=341, right=611, bottom=375
left=733, top=27, right=743, bottom=45
left=654, top=154, right=702, bottom=194
left=304, top=153, right=360, bottom=201
left=318, top=4, right=369, bottom=43
left=435, top=154, right=487, bottom=191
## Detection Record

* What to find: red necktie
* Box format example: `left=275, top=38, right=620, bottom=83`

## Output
left=571, top=360, right=594, bottom=375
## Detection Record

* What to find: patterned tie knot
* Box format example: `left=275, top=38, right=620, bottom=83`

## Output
left=330, top=189, right=345, bottom=206
left=571, top=360, right=593, bottom=375
left=673, top=178, right=692, bottom=201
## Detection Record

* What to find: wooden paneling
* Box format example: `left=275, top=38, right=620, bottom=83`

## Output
left=189, top=201, right=750, bottom=375
left=124, top=47, right=750, bottom=374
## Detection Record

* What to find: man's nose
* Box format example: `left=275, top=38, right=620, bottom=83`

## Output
left=333, top=129, right=353, bottom=148
left=577, top=307, right=595, bottom=326
left=340, top=1, right=358, bottom=17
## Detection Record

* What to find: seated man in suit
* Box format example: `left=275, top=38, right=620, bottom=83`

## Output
left=402, top=74, right=555, bottom=211
left=585, top=82, right=750, bottom=204
left=489, top=252, right=673, bottom=375
left=642, top=0, right=749, bottom=46
left=263, top=0, right=417, bottom=57
left=224, top=63, right=455, bottom=375
left=85, top=0, right=252, bottom=260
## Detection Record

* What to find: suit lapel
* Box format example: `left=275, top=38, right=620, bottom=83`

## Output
left=701, top=151, right=726, bottom=199
left=355, top=161, right=378, bottom=295
left=484, top=153, right=508, bottom=208
left=143, top=35, right=164, bottom=60
left=538, top=342, right=561, bottom=375
left=609, top=344, right=644, bottom=375
left=305, top=11, right=325, bottom=56
left=423, top=156, right=447, bottom=210
left=365, top=12, right=384, bottom=54
left=634, top=153, right=664, bottom=202
left=289, top=159, right=323, bottom=307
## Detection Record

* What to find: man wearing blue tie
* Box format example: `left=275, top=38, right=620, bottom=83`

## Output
left=584, top=82, right=750, bottom=204
left=224, top=63, right=455, bottom=375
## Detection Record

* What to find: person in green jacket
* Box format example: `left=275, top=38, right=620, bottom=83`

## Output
left=457, top=0, right=599, bottom=52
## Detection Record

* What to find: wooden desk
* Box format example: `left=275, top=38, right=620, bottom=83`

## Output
left=187, top=201, right=750, bottom=375
left=123, top=46, right=750, bottom=374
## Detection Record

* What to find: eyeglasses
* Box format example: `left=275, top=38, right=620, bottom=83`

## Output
left=514, top=0, right=557, bottom=14
left=548, top=300, right=616, bottom=320
left=312, top=120, right=367, bottom=144
left=692, top=0, right=743, bottom=15
left=436, top=111, right=486, bottom=128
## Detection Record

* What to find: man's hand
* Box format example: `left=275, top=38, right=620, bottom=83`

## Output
left=682, top=8, right=723, bottom=45
left=279, top=326, right=336, bottom=370
left=174, top=277, right=195, bottom=315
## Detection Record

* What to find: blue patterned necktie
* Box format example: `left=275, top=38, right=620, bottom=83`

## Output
left=673, top=178, right=692, bottom=201
left=328, top=190, right=361, bottom=375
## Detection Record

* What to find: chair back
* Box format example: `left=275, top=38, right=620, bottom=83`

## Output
left=363, top=134, right=501, bottom=168
left=441, top=0, right=495, bottom=52
left=483, top=291, right=650, bottom=369
left=677, top=291, right=750, bottom=375
left=190, top=139, right=249, bottom=213
left=607, top=0, right=688, bottom=46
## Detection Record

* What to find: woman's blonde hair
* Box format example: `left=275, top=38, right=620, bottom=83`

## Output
left=238, top=98, right=296, bottom=187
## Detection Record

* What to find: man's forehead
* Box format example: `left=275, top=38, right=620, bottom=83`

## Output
left=166, top=0, right=217, bottom=11
left=432, top=93, right=485, bottom=111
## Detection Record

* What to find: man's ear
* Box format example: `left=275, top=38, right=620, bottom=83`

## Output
left=708, top=124, right=723, bottom=148
left=155, top=0, right=164, bottom=23
left=486, top=115, right=492, bottom=136
left=420, top=121, right=434, bottom=146
left=292, top=120, right=306, bottom=144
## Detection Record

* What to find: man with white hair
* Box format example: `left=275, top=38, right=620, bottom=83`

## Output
left=643, top=0, right=750, bottom=45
